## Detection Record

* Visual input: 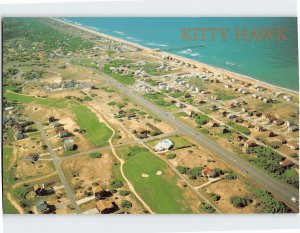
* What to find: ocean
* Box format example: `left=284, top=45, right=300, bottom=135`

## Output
left=62, top=17, right=299, bottom=91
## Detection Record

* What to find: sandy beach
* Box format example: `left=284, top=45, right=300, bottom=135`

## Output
left=52, top=17, right=298, bottom=98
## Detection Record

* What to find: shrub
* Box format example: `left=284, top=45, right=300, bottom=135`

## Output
left=167, top=154, right=176, bottom=159
left=200, top=203, right=216, bottom=213
left=214, top=168, right=224, bottom=176
left=225, top=171, right=237, bottom=180
left=119, top=190, right=131, bottom=196
left=209, top=193, right=221, bottom=201
left=176, top=166, right=189, bottom=174
left=110, top=180, right=124, bottom=189
left=121, top=200, right=132, bottom=208
left=230, top=196, right=250, bottom=208
left=89, top=152, right=102, bottom=159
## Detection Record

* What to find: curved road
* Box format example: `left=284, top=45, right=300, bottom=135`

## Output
left=102, top=74, right=299, bottom=212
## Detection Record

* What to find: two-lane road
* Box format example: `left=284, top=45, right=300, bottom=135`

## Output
left=36, top=122, right=81, bottom=214
left=103, top=74, right=299, bottom=212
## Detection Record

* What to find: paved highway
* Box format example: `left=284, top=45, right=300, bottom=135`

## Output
left=102, top=74, right=299, bottom=212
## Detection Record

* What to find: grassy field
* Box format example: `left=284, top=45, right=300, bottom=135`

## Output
left=5, top=92, right=112, bottom=146
left=122, top=147, right=195, bottom=213
left=71, top=58, right=97, bottom=69
left=3, top=146, right=19, bottom=214
left=71, top=105, right=112, bottom=146
left=148, top=135, right=193, bottom=150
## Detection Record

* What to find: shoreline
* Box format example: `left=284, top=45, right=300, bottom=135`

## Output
left=52, top=18, right=299, bottom=97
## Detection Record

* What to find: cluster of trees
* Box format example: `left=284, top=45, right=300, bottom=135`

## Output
left=225, top=171, right=237, bottom=180
left=248, top=146, right=298, bottom=189
left=13, top=185, right=31, bottom=208
left=22, top=70, right=44, bottom=80
left=3, top=68, right=19, bottom=79
left=251, top=188, right=291, bottom=213
left=110, top=180, right=124, bottom=189
left=230, top=196, right=252, bottom=208
left=176, top=166, right=202, bottom=180
left=199, top=203, right=216, bottom=213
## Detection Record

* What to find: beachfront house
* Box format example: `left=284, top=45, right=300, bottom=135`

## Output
left=154, top=139, right=173, bottom=152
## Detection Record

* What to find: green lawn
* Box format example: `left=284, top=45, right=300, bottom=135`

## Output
left=122, top=148, right=194, bottom=213
left=227, top=120, right=251, bottom=135
left=71, top=58, right=97, bottom=69
left=3, top=195, right=19, bottom=214
left=3, top=146, right=19, bottom=214
left=71, top=105, right=112, bottom=146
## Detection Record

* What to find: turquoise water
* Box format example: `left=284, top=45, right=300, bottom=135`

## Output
left=62, top=17, right=299, bottom=91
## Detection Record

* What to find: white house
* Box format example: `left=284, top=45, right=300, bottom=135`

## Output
left=154, top=139, right=173, bottom=152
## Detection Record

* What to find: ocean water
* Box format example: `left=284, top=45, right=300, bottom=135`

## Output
left=62, top=17, right=299, bottom=91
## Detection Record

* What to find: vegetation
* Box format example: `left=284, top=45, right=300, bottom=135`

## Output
left=13, top=186, right=31, bottom=207
left=103, top=59, right=135, bottom=85
left=230, top=196, right=251, bottom=208
left=194, top=114, right=210, bottom=126
left=71, top=104, right=112, bottom=147
left=122, top=148, right=194, bottom=213
left=251, top=188, right=291, bottom=213
left=199, top=203, right=216, bottom=213
left=186, top=167, right=202, bottom=180
left=143, top=92, right=173, bottom=109
left=166, top=153, right=176, bottom=159
left=121, top=200, right=132, bottom=209
left=209, top=193, right=221, bottom=201
left=3, top=18, right=93, bottom=62
left=110, top=180, right=124, bottom=189
left=119, top=190, right=131, bottom=196
left=71, top=58, right=97, bottom=69
left=248, top=146, right=299, bottom=189
left=89, top=151, right=102, bottom=159
left=227, top=120, right=251, bottom=135
left=176, top=166, right=189, bottom=174
left=225, top=171, right=237, bottom=180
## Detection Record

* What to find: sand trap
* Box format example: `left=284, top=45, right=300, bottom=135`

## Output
left=155, top=170, right=162, bottom=176
left=141, top=173, right=149, bottom=178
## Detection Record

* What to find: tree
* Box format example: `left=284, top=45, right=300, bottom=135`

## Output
left=176, top=166, right=189, bottom=174
left=119, top=190, right=130, bottom=196
left=209, top=193, right=221, bottom=201
left=214, top=168, right=224, bottom=177
left=110, top=180, right=123, bottom=189
left=121, top=200, right=132, bottom=209
left=186, top=167, right=202, bottom=179
left=230, top=196, right=250, bottom=208
left=225, top=171, right=237, bottom=180
left=199, top=203, right=216, bottom=213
